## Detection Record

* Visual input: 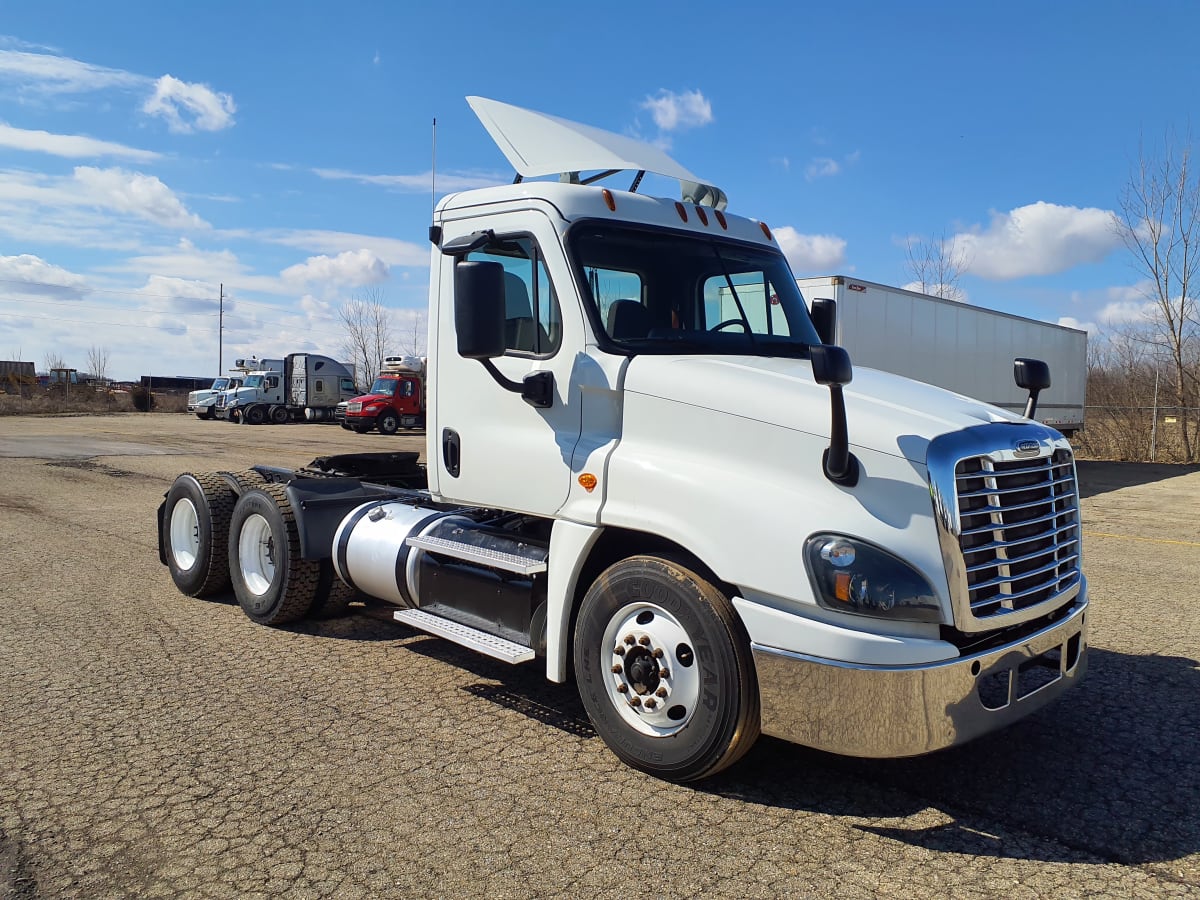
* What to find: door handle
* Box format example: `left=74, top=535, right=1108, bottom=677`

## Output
left=442, top=428, right=461, bottom=478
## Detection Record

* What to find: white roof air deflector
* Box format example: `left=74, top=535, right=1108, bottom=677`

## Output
left=466, top=96, right=727, bottom=210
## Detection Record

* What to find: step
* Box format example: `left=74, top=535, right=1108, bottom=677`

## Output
left=405, top=535, right=548, bottom=575
left=393, top=608, right=535, bottom=664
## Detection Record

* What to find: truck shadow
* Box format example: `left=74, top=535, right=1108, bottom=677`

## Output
left=1075, top=459, right=1200, bottom=499
left=286, top=611, right=1200, bottom=865
left=705, top=647, right=1200, bottom=866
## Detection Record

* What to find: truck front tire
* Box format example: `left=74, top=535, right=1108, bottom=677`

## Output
left=573, top=555, right=760, bottom=782
left=244, top=405, right=266, bottom=425
left=163, top=473, right=235, bottom=597
left=228, top=484, right=321, bottom=625
left=377, top=412, right=399, bottom=435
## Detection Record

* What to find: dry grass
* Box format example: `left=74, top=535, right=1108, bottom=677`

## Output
left=0, top=390, right=188, bottom=417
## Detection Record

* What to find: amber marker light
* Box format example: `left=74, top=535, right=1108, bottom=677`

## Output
left=714, top=210, right=728, bottom=229
left=675, top=201, right=688, bottom=222
left=602, top=189, right=616, bottom=211
left=759, top=221, right=774, bottom=241
left=578, top=473, right=598, bottom=493
left=695, top=206, right=708, bottom=226
left=834, top=572, right=852, bottom=602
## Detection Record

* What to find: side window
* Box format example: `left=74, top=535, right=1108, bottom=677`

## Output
left=468, top=236, right=562, bottom=356
left=702, top=271, right=792, bottom=336
left=401, top=380, right=415, bottom=397
left=314, top=379, right=324, bottom=393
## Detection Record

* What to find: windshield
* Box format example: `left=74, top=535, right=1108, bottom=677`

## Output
left=369, top=378, right=397, bottom=396
left=244, top=375, right=263, bottom=389
left=569, top=222, right=821, bottom=356
left=211, top=378, right=229, bottom=391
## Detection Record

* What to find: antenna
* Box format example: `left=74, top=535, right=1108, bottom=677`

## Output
left=431, top=117, right=437, bottom=215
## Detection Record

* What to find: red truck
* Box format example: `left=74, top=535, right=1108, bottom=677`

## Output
left=340, top=356, right=425, bottom=435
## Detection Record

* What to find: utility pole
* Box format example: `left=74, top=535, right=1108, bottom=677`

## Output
left=218, top=283, right=224, bottom=375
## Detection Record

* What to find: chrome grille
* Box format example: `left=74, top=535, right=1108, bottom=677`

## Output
left=953, top=449, right=1081, bottom=624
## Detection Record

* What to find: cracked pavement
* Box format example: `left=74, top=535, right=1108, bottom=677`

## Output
left=1, top=415, right=1198, bottom=898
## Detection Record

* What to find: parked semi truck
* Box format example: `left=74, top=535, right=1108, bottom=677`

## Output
left=214, top=354, right=357, bottom=424
left=793, top=277, right=1088, bottom=435
left=158, top=97, right=1087, bottom=782
left=188, top=375, right=245, bottom=419
left=342, top=355, right=426, bottom=434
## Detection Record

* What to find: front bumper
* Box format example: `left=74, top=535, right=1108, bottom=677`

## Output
left=752, top=589, right=1088, bottom=758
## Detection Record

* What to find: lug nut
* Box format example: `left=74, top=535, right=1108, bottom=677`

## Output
left=638, top=636, right=651, bottom=646
left=630, top=696, right=642, bottom=707
left=659, top=668, right=669, bottom=679
left=655, top=687, right=668, bottom=698
left=611, top=664, right=623, bottom=674
left=616, top=683, right=628, bottom=693
left=652, top=648, right=664, bottom=658
left=624, top=634, right=636, bottom=645
left=614, top=645, right=626, bottom=656
left=644, top=698, right=657, bottom=709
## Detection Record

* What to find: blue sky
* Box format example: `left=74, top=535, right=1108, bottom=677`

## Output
left=0, top=1, right=1195, bottom=380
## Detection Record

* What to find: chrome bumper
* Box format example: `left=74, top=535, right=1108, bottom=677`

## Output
left=752, top=592, right=1088, bottom=758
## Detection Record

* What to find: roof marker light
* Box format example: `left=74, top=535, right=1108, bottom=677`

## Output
left=759, top=221, right=774, bottom=241
left=675, top=202, right=688, bottom=223
left=714, top=210, right=728, bottom=230
left=602, top=189, right=616, bottom=212
left=695, top=206, right=708, bottom=226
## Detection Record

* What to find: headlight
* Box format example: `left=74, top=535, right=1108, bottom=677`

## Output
left=805, top=534, right=942, bottom=623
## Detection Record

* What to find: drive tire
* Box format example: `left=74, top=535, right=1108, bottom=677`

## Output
left=163, top=472, right=235, bottom=598
left=228, top=484, right=320, bottom=625
left=377, top=411, right=399, bottom=436
left=573, top=555, right=760, bottom=782
left=244, top=405, right=266, bottom=425
left=270, top=405, right=289, bottom=424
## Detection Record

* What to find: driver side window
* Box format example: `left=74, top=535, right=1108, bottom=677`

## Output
left=468, top=237, right=562, bottom=357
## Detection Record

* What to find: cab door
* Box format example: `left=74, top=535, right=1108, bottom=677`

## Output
left=430, top=210, right=583, bottom=515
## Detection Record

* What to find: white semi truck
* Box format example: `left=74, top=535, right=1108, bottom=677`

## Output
left=794, top=277, right=1088, bottom=435
left=187, top=375, right=243, bottom=419
left=214, top=354, right=358, bottom=424
left=157, top=97, right=1087, bottom=782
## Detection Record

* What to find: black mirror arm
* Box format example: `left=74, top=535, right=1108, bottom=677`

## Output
left=479, top=361, right=554, bottom=409
left=1023, top=388, right=1042, bottom=420
left=822, top=384, right=860, bottom=486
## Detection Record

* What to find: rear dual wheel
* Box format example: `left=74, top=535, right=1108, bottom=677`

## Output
left=573, top=555, right=760, bottom=782
left=163, top=473, right=235, bottom=597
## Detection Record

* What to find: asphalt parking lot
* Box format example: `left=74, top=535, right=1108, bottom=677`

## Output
left=1, top=413, right=1198, bottom=899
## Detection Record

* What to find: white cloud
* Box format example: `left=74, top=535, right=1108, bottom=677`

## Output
left=0, top=253, right=87, bottom=299
left=1097, top=299, right=1156, bottom=326
left=281, top=249, right=390, bottom=287
left=312, top=167, right=500, bottom=193
left=0, top=122, right=160, bottom=162
left=774, top=226, right=847, bottom=272
left=901, top=281, right=968, bottom=303
left=0, top=48, right=144, bottom=94
left=805, top=157, right=840, bottom=181
left=246, top=228, right=429, bottom=268
left=73, top=167, right=208, bottom=229
left=640, top=89, right=713, bottom=132
left=142, top=74, right=236, bottom=133
left=1057, top=316, right=1098, bottom=335
left=952, top=202, right=1120, bottom=280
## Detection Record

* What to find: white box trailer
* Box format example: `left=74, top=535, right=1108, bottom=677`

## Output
left=788, top=277, right=1087, bottom=435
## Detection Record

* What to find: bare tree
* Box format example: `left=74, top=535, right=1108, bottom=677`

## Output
left=904, top=230, right=970, bottom=300
left=86, top=345, right=110, bottom=389
left=338, top=288, right=394, bottom=390
left=42, top=351, right=66, bottom=373
left=1112, top=131, right=1200, bottom=461
left=396, top=309, right=428, bottom=357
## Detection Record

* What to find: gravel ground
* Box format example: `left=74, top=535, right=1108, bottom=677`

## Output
left=0, top=413, right=1197, bottom=899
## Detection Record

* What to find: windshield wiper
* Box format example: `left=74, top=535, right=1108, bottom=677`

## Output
left=710, top=244, right=758, bottom=349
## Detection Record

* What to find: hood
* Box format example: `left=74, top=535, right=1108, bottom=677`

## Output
left=350, top=392, right=391, bottom=405
left=623, top=355, right=1029, bottom=464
